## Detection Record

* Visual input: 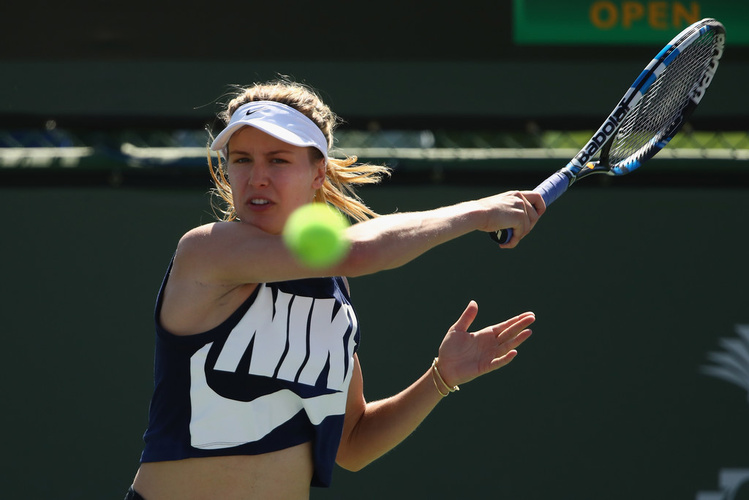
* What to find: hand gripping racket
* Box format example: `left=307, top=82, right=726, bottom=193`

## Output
left=491, top=18, right=725, bottom=244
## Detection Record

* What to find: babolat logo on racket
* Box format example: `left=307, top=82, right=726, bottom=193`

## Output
left=573, top=102, right=630, bottom=166
left=691, top=33, right=725, bottom=104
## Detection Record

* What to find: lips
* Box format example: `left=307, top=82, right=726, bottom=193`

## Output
left=246, top=197, right=274, bottom=211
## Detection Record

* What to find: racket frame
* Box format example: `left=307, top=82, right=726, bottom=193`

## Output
left=491, top=18, right=725, bottom=244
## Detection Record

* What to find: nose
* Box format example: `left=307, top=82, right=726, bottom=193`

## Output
left=248, top=161, right=270, bottom=187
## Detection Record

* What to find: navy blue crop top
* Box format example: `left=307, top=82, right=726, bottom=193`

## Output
left=140, top=260, right=360, bottom=487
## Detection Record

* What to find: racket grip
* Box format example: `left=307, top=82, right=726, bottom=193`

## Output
left=490, top=171, right=571, bottom=244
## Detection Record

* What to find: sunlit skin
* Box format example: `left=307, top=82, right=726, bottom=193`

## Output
left=226, top=126, right=326, bottom=234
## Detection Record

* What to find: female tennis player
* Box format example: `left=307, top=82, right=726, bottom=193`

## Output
left=126, top=79, right=545, bottom=500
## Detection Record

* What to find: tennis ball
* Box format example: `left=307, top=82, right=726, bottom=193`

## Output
left=283, top=203, right=351, bottom=268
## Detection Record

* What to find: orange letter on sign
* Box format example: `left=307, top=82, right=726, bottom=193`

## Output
left=622, top=1, right=645, bottom=28
left=649, top=2, right=668, bottom=29
left=590, top=1, right=618, bottom=29
left=673, top=1, right=700, bottom=27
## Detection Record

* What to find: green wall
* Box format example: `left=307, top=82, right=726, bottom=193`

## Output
left=3, top=183, right=748, bottom=499
left=2, top=1, right=747, bottom=125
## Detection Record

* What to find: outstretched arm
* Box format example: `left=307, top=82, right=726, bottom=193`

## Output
left=335, top=302, right=535, bottom=471
left=340, top=191, right=545, bottom=277
left=175, top=190, right=545, bottom=287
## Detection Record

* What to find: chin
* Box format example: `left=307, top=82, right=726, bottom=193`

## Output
left=239, top=216, right=283, bottom=235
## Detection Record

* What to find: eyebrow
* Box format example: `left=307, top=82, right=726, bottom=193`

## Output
left=228, top=148, right=295, bottom=157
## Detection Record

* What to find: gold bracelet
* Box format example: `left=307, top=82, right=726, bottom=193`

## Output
left=432, top=357, right=460, bottom=394
left=432, top=372, right=449, bottom=397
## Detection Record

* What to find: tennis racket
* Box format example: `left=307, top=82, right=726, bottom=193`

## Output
left=492, top=17, right=725, bottom=244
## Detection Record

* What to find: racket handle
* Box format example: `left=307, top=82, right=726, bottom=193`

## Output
left=490, top=170, right=571, bottom=244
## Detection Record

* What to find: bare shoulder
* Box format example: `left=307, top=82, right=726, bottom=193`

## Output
left=157, top=222, right=263, bottom=335
left=176, top=222, right=248, bottom=258
left=172, top=222, right=247, bottom=286
left=175, top=221, right=273, bottom=283
left=175, top=219, right=346, bottom=286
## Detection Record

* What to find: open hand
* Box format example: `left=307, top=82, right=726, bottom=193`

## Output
left=435, top=301, right=535, bottom=388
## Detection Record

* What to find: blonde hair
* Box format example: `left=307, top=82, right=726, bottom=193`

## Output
left=209, top=80, right=390, bottom=222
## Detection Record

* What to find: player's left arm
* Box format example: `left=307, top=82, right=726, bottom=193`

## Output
left=335, top=303, right=535, bottom=471
left=335, top=353, right=442, bottom=472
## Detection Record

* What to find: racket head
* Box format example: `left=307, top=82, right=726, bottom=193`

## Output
left=491, top=19, right=725, bottom=246
left=595, top=18, right=725, bottom=177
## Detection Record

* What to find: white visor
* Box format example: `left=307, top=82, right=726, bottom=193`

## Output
left=210, top=101, right=328, bottom=164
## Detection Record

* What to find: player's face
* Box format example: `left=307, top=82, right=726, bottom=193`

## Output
left=227, top=126, right=326, bottom=234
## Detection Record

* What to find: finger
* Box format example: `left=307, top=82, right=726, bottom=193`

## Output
left=523, top=195, right=543, bottom=234
left=500, top=327, right=533, bottom=352
left=500, top=193, right=545, bottom=248
left=498, top=210, right=531, bottom=248
left=489, top=327, right=533, bottom=371
left=499, top=225, right=525, bottom=248
left=523, top=191, right=547, bottom=217
left=488, top=349, right=519, bottom=371
left=498, top=237, right=518, bottom=249
left=491, top=311, right=536, bottom=335
left=452, top=300, right=479, bottom=332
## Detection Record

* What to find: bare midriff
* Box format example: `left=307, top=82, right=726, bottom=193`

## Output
left=132, top=441, right=314, bottom=500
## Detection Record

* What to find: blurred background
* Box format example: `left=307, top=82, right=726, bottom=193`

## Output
left=2, top=1, right=748, bottom=498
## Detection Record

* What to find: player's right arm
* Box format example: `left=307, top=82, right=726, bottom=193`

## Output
left=174, top=190, right=543, bottom=285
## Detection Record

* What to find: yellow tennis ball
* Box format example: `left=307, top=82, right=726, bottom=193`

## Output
left=283, top=203, right=351, bottom=268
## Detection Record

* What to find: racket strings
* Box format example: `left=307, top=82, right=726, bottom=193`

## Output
left=609, top=30, right=719, bottom=166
